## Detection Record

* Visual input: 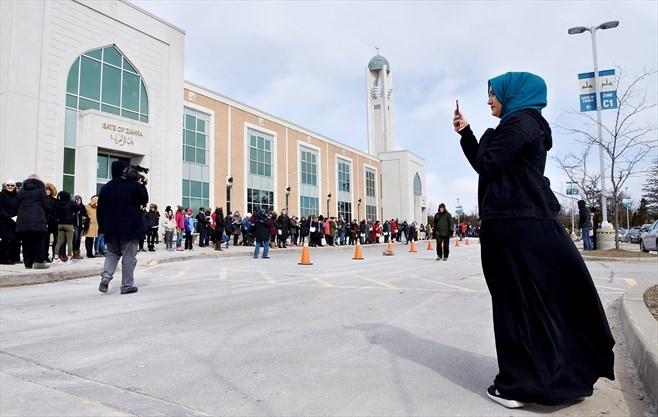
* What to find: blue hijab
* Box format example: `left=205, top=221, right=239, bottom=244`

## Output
left=488, top=72, right=547, bottom=121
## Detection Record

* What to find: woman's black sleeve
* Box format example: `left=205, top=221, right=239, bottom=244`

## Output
left=459, top=126, right=480, bottom=174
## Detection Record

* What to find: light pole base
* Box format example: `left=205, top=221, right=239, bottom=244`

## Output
left=596, top=228, right=616, bottom=250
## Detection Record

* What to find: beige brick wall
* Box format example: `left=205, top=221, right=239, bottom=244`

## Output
left=184, top=86, right=381, bottom=219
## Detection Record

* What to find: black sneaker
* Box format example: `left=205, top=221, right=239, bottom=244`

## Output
left=443, top=258, right=448, bottom=261
left=99, top=277, right=110, bottom=293
left=120, top=286, right=138, bottom=295
left=486, top=385, right=525, bottom=409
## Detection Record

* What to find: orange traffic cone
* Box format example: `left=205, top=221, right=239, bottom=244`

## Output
left=455, top=238, right=461, bottom=247
left=298, top=243, right=313, bottom=265
left=409, top=240, right=417, bottom=253
left=383, top=241, right=395, bottom=256
left=426, top=239, right=433, bottom=251
left=352, top=242, right=364, bottom=260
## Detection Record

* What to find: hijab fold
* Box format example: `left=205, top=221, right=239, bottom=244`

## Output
left=488, top=72, right=547, bottom=121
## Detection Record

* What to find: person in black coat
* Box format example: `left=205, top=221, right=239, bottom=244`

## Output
left=213, top=208, right=225, bottom=251
left=54, top=190, right=75, bottom=261
left=138, top=207, right=149, bottom=252
left=15, top=176, right=49, bottom=269
left=454, top=72, right=614, bottom=408
left=97, top=161, right=149, bottom=294
left=195, top=208, right=207, bottom=247
left=44, top=182, right=58, bottom=262
left=71, top=196, right=87, bottom=259
left=0, top=180, right=19, bottom=264
left=578, top=200, right=593, bottom=251
left=276, top=209, right=290, bottom=248
left=146, top=204, right=160, bottom=251
left=252, top=208, right=272, bottom=259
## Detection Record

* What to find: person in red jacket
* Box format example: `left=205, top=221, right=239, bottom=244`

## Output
left=390, top=219, right=398, bottom=242
left=174, top=205, right=185, bottom=250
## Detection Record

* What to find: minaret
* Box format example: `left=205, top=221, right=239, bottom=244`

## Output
left=366, top=48, right=395, bottom=156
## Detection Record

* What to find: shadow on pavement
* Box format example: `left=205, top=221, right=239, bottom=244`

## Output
left=349, top=323, right=577, bottom=414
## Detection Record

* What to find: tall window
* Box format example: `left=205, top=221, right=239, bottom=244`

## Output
left=299, top=145, right=319, bottom=218
left=300, top=196, right=319, bottom=217
left=414, top=173, right=422, bottom=196
left=337, top=158, right=352, bottom=221
left=366, top=169, right=376, bottom=198
left=337, top=201, right=352, bottom=222
left=183, top=111, right=207, bottom=165
left=300, top=147, right=317, bottom=185
left=247, top=129, right=275, bottom=214
left=63, top=45, right=149, bottom=194
left=337, top=159, right=351, bottom=192
left=182, top=179, right=209, bottom=211
left=365, top=167, right=377, bottom=220
left=182, top=108, right=210, bottom=210
left=248, top=189, right=274, bottom=214
left=366, top=205, right=377, bottom=221
left=249, top=132, right=272, bottom=177
left=66, top=45, right=149, bottom=122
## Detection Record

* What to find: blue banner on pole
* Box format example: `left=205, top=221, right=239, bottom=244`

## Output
left=578, top=69, right=618, bottom=112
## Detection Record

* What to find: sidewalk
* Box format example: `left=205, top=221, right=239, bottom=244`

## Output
left=0, top=243, right=256, bottom=287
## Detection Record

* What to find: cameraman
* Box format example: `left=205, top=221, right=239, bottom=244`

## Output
left=97, top=161, right=149, bottom=294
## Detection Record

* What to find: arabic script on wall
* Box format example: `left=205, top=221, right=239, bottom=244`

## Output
left=102, top=123, right=143, bottom=147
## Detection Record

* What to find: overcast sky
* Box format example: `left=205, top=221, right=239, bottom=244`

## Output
left=134, top=0, right=657, bottom=215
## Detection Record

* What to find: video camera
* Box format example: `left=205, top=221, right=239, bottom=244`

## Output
left=120, top=164, right=149, bottom=184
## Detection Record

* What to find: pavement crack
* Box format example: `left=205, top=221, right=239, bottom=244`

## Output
left=0, top=350, right=212, bottom=416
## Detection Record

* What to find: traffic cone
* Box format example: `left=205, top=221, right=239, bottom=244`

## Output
left=298, top=243, right=313, bottom=265
left=383, top=241, right=395, bottom=256
left=455, top=238, right=461, bottom=247
left=352, top=242, right=364, bottom=260
left=426, top=239, right=433, bottom=251
left=409, top=240, right=417, bottom=253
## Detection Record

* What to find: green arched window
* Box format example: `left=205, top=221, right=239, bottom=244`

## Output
left=66, top=45, right=149, bottom=122
left=413, top=173, right=422, bottom=196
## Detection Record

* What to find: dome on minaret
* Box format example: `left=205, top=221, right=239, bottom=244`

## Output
left=368, top=54, right=390, bottom=73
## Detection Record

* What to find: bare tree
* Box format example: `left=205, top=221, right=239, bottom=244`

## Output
left=557, top=68, right=657, bottom=248
left=552, top=144, right=601, bottom=208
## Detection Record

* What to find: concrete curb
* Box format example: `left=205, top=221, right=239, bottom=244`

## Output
left=0, top=250, right=255, bottom=288
left=620, top=283, right=658, bottom=410
left=582, top=255, right=658, bottom=262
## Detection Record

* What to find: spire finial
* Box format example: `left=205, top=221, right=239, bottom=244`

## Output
left=375, top=46, right=380, bottom=55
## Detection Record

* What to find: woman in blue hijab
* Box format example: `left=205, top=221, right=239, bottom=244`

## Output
left=453, top=72, right=615, bottom=408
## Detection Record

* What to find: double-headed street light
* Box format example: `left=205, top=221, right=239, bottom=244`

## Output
left=568, top=20, right=619, bottom=229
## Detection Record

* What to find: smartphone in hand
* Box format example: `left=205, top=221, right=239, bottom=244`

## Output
left=455, top=99, right=460, bottom=116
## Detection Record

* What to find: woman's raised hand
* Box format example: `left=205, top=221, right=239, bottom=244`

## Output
left=453, top=111, right=469, bottom=133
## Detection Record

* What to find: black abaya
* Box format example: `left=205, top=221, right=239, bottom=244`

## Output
left=480, top=218, right=615, bottom=405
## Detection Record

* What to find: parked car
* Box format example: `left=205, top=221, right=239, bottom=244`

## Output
left=616, top=228, right=627, bottom=241
left=624, top=226, right=642, bottom=243
left=640, top=220, right=658, bottom=253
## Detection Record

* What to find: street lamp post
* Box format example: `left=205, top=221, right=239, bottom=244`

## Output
left=566, top=166, right=578, bottom=239
left=568, top=20, right=619, bottom=230
left=625, top=187, right=630, bottom=229
left=285, top=186, right=291, bottom=213
left=327, top=193, right=331, bottom=217
left=357, top=198, right=362, bottom=221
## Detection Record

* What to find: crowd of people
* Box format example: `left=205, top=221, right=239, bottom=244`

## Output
left=0, top=176, right=482, bottom=267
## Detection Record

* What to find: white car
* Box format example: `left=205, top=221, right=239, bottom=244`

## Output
left=639, top=220, right=658, bottom=253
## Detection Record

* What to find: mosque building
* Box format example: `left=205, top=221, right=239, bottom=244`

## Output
left=1, top=0, right=425, bottom=223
